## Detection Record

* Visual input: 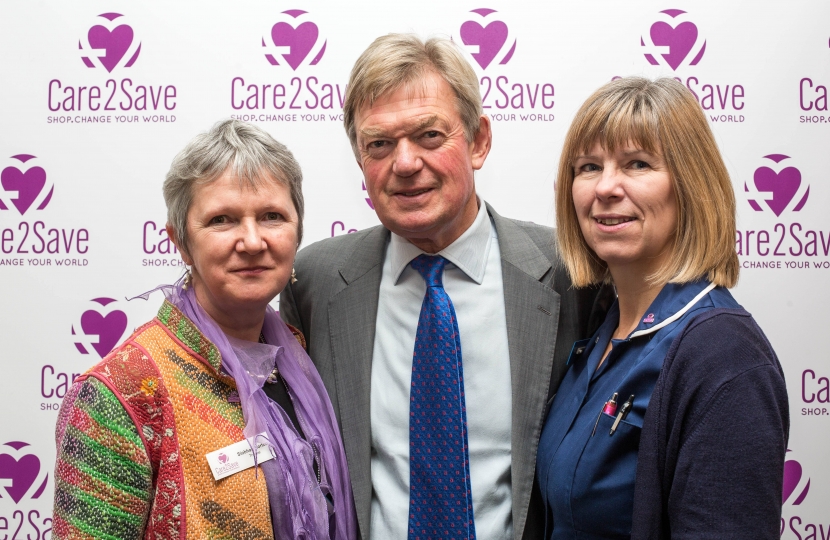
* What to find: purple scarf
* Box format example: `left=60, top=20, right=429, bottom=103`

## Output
left=166, top=284, right=357, bottom=540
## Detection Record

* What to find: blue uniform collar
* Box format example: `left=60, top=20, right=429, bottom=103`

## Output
left=566, top=280, right=716, bottom=367
left=630, top=280, right=716, bottom=338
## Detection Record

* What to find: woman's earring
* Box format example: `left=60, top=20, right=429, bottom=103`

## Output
left=290, top=267, right=297, bottom=284
left=183, top=268, right=193, bottom=290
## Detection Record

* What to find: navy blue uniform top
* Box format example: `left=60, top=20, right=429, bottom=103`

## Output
left=536, top=280, right=740, bottom=539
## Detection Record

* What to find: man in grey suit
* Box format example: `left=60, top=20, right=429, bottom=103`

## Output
left=280, top=34, right=608, bottom=540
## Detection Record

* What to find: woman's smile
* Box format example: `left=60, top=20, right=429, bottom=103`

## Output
left=572, top=142, right=677, bottom=278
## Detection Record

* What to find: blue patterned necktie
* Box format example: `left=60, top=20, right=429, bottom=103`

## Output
left=408, top=254, right=476, bottom=540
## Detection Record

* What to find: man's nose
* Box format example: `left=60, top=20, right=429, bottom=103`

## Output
left=392, top=139, right=424, bottom=177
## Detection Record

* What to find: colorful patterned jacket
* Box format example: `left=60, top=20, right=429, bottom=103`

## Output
left=53, top=300, right=304, bottom=539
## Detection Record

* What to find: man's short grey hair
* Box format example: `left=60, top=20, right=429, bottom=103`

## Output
left=343, top=34, right=483, bottom=157
left=163, top=119, right=304, bottom=255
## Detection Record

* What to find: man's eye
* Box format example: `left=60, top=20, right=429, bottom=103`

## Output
left=420, top=131, right=444, bottom=149
left=264, top=212, right=282, bottom=221
left=368, top=140, right=386, bottom=149
left=209, top=216, right=227, bottom=225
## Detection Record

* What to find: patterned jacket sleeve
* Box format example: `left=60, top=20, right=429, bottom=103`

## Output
left=53, top=376, right=154, bottom=540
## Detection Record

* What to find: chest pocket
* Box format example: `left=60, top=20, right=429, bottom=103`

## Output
left=569, top=412, right=642, bottom=539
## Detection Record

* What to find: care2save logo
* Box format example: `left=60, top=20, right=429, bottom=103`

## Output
left=47, top=12, right=177, bottom=124
left=79, top=12, right=141, bottom=72
left=737, top=154, right=830, bottom=268
left=262, top=10, right=326, bottom=70
left=797, top=39, right=830, bottom=123
left=41, top=298, right=129, bottom=403
left=0, top=154, right=91, bottom=267
left=746, top=155, right=809, bottom=218
left=0, top=442, right=49, bottom=505
left=141, top=219, right=185, bottom=269
left=638, top=9, right=745, bottom=122
left=460, top=8, right=516, bottom=70
left=231, top=10, right=346, bottom=122
left=783, top=449, right=810, bottom=507
left=0, top=155, right=53, bottom=215
left=0, top=441, right=53, bottom=537
left=780, top=449, right=827, bottom=539
left=641, top=9, right=705, bottom=71
left=457, top=8, right=554, bottom=121
left=72, top=297, right=128, bottom=358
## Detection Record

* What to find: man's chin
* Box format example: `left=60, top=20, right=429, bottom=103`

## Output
left=382, top=219, right=439, bottom=240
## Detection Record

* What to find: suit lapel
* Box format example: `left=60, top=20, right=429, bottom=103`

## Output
left=327, top=226, right=388, bottom=540
left=489, top=205, right=560, bottom=538
left=328, top=212, right=561, bottom=538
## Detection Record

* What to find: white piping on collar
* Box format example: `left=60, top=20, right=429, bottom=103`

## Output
left=628, top=282, right=717, bottom=339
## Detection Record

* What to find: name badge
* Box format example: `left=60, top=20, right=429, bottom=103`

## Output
left=205, top=433, right=276, bottom=481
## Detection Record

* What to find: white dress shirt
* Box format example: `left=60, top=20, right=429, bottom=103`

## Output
left=370, top=200, right=513, bottom=540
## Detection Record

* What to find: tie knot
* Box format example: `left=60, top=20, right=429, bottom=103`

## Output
left=410, top=254, right=446, bottom=288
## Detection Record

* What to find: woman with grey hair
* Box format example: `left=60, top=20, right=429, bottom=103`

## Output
left=52, top=119, right=357, bottom=540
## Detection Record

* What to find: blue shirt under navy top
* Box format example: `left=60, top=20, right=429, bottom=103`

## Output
left=537, top=280, right=740, bottom=539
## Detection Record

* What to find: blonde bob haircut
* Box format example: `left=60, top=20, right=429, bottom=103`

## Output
left=556, top=77, right=739, bottom=288
left=343, top=33, right=483, bottom=157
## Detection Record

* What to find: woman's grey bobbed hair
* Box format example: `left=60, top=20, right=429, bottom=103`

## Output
left=163, top=119, right=304, bottom=255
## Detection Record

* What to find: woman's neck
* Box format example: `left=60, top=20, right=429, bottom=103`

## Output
left=214, top=315, right=264, bottom=343
left=609, top=269, right=665, bottom=340
left=192, top=282, right=265, bottom=342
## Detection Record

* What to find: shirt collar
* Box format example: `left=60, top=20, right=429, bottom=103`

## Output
left=389, top=198, right=492, bottom=284
left=628, top=280, right=716, bottom=338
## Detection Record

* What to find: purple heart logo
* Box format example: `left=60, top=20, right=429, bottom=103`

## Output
left=754, top=166, right=801, bottom=217
left=0, top=452, right=40, bottom=504
left=782, top=451, right=810, bottom=505
left=782, top=458, right=802, bottom=504
left=271, top=22, right=318, bottom=71
left=218, top=453, right=228, bottom=464
left=1, top=166, right=46, bottom=215
left=460, top=20, right=508, bottom=70
left=80, top=308, right=128, bottom=358
left=88, top=24, right=133, bottom=73
left=650, top=21, right=698, bottom=71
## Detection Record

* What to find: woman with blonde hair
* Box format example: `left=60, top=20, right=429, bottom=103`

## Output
left=536, top=77, right=788, bottom=539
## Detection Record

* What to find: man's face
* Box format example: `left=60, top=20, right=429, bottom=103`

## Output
left=354, top=71, right=491, bottom=253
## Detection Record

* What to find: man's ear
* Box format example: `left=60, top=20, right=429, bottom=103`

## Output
left=166, top=224, right=193, bottom=266
left=470, top=115, right=492, bottom=171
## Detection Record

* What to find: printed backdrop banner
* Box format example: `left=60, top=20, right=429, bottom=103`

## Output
left=1, top=1, right=828, bottom=537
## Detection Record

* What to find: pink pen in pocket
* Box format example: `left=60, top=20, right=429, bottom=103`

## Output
left=603, top=393, right=619, bottom=416
left=592, top=393, right=618, bottom=437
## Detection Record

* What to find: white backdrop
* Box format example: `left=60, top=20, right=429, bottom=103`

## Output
left=1, top=1, right=827, bottom=537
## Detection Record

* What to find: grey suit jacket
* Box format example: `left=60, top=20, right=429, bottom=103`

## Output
left=280, top=203, right=610, bottom=540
